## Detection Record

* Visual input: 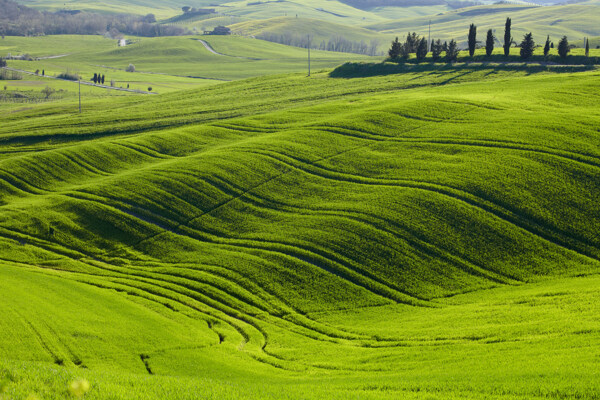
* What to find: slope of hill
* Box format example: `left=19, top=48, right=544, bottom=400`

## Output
left=2, top=35, right=372, bottom=90
left=1, top=65, right=599, bottom=398
left=14, top=0, right=232, bottom=18
left=369, top=1, right=600, bottom=44
left=230, top=16, right=387, bottom=43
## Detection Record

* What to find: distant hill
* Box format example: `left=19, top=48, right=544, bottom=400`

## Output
left=367, top=1, right=600, bottom=44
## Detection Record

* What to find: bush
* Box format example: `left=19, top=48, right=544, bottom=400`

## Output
left=0, top=69, right=22, bottom=80
left=56, top=71, right=79, bottom=81
left=41, top=86, right=55, bottom=99
left=126, top=64, right=135, bottom=72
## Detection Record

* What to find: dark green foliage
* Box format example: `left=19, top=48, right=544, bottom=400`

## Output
left=416, top=37, right=428, bottom=61
left=101, top=74, right=105, bottom=84
left=585, top=38, right=590, bottom=57
left=57, top=71, right=79, bottom=81
left=431, top=39, right=443, bottom=60
left=404, top=32, right=421, bottom=54
left=503, top=17, right=512, bottom=57
left=0, top=57, right=5, bottom=68
left=388, top=37, right=402, bottom=59
left=485, top=29, right=494, bottom=57
left=468, top=23, right=477, bottom=57
left=210, top=26, right=231, bottom=35
left=92, top=73, right=98, bottom=84
left=442, top=41, right=448, bottom=52
left=519, top=32, right=535, bottom=60
left=446, top=39, right=459, bottom=62
left=544, top=35, right=551, bottom=57
left=0, top=0, right=187, bottom=37
left=558, top=36, right=570, bottom=58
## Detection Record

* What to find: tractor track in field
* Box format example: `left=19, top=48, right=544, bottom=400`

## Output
left=243, top=148, right=600, bottom=262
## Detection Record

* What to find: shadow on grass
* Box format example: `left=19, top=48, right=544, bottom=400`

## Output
left=330, top=61, right=596, bottom=79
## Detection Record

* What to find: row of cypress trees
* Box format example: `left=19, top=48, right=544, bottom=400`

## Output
left=470, top=18, right=574, bottom=60
left=390, top=17, right=585, bottom=62
left=92, top=73, right=105, bottom=85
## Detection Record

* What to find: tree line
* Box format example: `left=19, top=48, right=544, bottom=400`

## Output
left=389, top=17, right=585, bottom=62
left=0, top=0, right=188, bottom=37
left=257, top=32, right=383, bottom=56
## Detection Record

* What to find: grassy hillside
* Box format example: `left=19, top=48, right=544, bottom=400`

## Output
left=1, top=65, right=600, bottom=398
left=370, top=2, right=600, bottom=44
left=230, top=16, right=389, bottom=47
left=15, top=0, right=232, bottom=18
left=1, top=35, right=372, bottom=94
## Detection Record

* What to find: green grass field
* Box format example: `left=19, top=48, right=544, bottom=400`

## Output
left=0, top=34, right=373, bottom=101
left=1, top=59, right=600, bottom=398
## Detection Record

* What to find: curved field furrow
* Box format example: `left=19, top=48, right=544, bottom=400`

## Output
left=242, top=148, right=600, bottom=261
left=316, top=125, right=600, bottom=169
left=234, top=190, right=523, bottom=285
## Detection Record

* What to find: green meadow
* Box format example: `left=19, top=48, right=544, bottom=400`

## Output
left=1, top=57, right=600, bottom=399
left=0, top=35, right=372, bottom=99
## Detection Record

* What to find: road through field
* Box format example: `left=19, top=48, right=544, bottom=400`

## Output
left=196, top=39, right=224, bottom=56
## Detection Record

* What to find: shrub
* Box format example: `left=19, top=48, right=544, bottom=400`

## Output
left=41, top=86, right=55, bottom=99
left=519, top=33, right=535, bottom=60
left=126, top=64, right=135, bottom=72
left=57, top=71, right=79, bottom=81
left=558, top=36, right=570, bottom=59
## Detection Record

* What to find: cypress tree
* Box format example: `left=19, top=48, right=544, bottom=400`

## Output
left=585, top=37, right=590, bottom=57
left=93, top=73, right=97, bottom=84
left=519, top=32, right=535, bottom=60
left=42, top=69, right=44, bottom=76
left=432, top=39, right=443, bottom=61
left=101, top=75, right=105, bottom=84
left=558, top=36, right=570, bottom=59
left=543, top=35, right=550, bottom=57
left=446, top=39, right=459, bottom=62
left=485, top=29, right=494, bottom=57
left=468, top=24, right=477, bottom=57
left=503, top=17, right=512, bottom=57
left=442, top=41, right=448, bottom=52
left=416, top=37, right=428, bottom=61
left=388, top=37, right=402, bottom=59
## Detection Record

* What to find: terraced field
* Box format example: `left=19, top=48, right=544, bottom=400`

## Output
left=1, top=65, right=599, bottom=399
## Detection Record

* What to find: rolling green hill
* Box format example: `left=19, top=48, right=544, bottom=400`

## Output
left=1, top=35, right=372, bottom=94
left=1, top=64, right=600, bottom=398
left=369, top=1, right=600, bottom=44
left=230, top=16, right=389, bottom=48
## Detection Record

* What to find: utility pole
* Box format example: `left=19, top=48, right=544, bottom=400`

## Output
left=78, top=75, right=81, bottom=113
left=307, top=35, right=311, bottom=77
left=428, top=20, right=431, bottom=51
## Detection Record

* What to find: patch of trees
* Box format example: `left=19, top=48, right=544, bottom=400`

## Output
left=0, top=68, right=22, bottom=80
left=209, top=26, right=231, bottom=35
left=257, top=32, right=382, bottom=56
left=92, top=73, right=106, bottom=84
left=0, top=0, right=188, bottom=37
left=387, top=17, right=590, bottom=64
